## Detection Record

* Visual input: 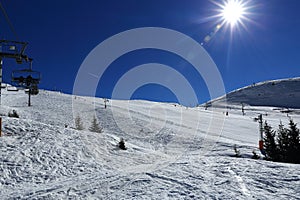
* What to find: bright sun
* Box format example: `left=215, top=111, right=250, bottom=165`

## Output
left=201, top=0, right=252, bottom=45
left=221, top=0, right=246, bottom=27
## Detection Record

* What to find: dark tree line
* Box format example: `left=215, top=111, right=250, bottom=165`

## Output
left=264, top=120, right=300, bottom=164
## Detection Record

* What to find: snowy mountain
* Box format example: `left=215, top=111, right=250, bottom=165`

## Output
left=0, top=85, right=300, bottom=199
left=209, top=77, right=300, bottom=109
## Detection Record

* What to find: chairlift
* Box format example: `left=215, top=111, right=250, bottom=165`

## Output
left=0, top=83, right=7, bottom=89
left=0, top=40, right=29, bottom=64
left=31, top=85, right=39, bottom=95
left=12, top=69, right=41, bottom=87
left=7, top=86, right=18, bottom=92
left=24, top=85, right=39, bottom=95
left=0, top=39, right=39, bottom=106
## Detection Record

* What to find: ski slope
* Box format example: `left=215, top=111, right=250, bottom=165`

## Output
left=0, top=86, right=300, bottom=199
left=210, top=77, right=300, bottom=109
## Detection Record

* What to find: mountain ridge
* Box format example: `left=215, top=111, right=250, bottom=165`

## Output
left=209, top=77, right=300, bottom=109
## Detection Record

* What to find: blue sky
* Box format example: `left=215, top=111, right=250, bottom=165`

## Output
left=1, top=0, right=300, bottom=105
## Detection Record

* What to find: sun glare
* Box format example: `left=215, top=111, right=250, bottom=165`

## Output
left=222, top=0, right=245, bottom=26
left=202, top=0, right=253, bottom=45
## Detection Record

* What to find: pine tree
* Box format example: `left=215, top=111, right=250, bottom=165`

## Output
left=89, top=116, right=103, bottom=133
left=277, top=121, right=289, bottom=162
left=286, top=120, right=300, bottom=163
left=263, top=121, right=278, bottom=161
left=263, top=120, right=300, bottom=164
left=75, top=115, right=84, bottom=130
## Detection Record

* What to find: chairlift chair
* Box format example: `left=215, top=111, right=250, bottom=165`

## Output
left=12, top=69, right=41, bottom=87
left=11, top=68, right=41, bottom=95
left=7, top=86, right=18, bottom=91
left=0, top=40, right=39, bottom=106
left=0, top=83, right=7, bottom=89
left=24, top=84, right=39, bottom=95
left=0, top=40, right=29, bottom=64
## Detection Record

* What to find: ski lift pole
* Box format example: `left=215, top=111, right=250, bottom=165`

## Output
left=104, top=98, right=109, bottom=109
left=0, top=57, right=2, bottom=105
left=29, top=59, right=33, bottom=70
left=0, top=117, right=2, bottom=137
left=258, top=114, right=264, bottom=151
left=28, top=60, right=32, bottom=107
left=28, top=88, right=31, bottom=107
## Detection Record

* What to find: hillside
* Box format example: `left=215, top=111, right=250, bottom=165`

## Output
left=0, top=87, right=299, bottom=199
left=209, top=77, right=300, bottom=109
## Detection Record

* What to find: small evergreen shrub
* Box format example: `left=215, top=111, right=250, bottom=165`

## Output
left=233, top=144, right=241, bottom=157
left=8, top=110, right=19, bottom=118
left=75, top=115, right=84, bottom=130
left=252, top=150, right=260, bottom=159
left=89, top=116, right=103, bottom=133
left=118, top=138, right=127, bottom=150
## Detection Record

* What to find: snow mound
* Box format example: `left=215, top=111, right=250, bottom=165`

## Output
left=210, top=77, right=300, bottom=108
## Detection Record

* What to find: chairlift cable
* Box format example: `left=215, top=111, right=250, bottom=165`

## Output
left=0, top=0, right=19, bottom=40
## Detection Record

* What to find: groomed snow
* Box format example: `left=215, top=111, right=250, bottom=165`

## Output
left=0, top=87, right=299, bottom=199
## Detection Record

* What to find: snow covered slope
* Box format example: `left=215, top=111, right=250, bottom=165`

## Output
left=210, top=77, right=300, bottom=109
left=0, top=87, right=300, bottom=199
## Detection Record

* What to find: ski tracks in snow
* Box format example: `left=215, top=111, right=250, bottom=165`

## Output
left=1, top=90, right=300, bottom=199
left=227, top=166, right=252, bottom=198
